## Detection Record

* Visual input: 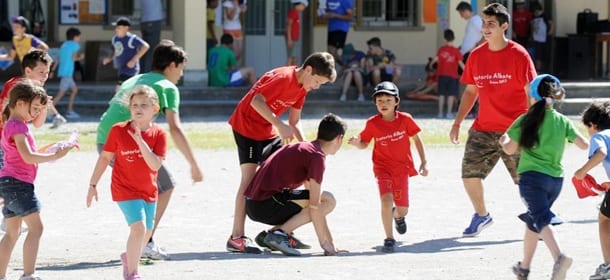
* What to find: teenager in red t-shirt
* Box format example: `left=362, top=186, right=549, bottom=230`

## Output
left=286, top=0, right=308, bottom=66
left=226, top=52, right=336, bottom=254
left=431, top=29, right=464, bottom=119
left=348, top=82, right=428, bottom=253
left=245, top=113, right=347, bottom=256
left=87, top=86, right=167, bottom=280
left=449, top=3, right=536, bottom=238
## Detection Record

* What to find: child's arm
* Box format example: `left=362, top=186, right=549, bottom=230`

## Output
left=575, top=149, right=606, bottom=180
left=127, top=41, right=150, bottom=69
left=250, top=93, right=295, bottom=142
left=499, top=133, right=519, bottom=155
left=102, top=49, right=115, bottom=65
left=411, top=134, right=428, bottom=176
left=165, top=109, right=203, bottom=183
left=0, top=49, right=16, bottom=61
left=73, top=51, right=84, bottom=61
left=288, top=108, right=305, bottom=142
left=31, top=100, right=49, bottom=128
left=347, top=135, right=368, bottom=149
left=458, top=60, right=466, bottom=71
left=128, top=126, right=163, bottom=171
left=14, top=133, right=73, bottom=164
left=86, top=151, right=113, bottom=207
left=573, top=133, right=589, bottom=150
left=303, top=178, right=344, bottom=256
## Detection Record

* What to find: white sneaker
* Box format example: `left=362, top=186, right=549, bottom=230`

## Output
left=65, top=110, right=80, bottom=119
left=50, top=114, right=67, bottom=129
left=19, top=274, right=42, bottom=280
left=339, top=94, right=347, bottom=101
left=445, top=112, right=455, bottom=119
left=141, top=241, right=170, bottom=260
left=357, top=94, right=365, bottom=102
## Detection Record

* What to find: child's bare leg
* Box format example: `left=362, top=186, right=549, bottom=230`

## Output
left=381, top=193, right=394, bottom=239
left=21, top=212, right=43, bottom=276
left=438, top=95, right=445, bottom=116
left=0, top=217, right=22, bottom=277
left=126, top=221, right=146, bottom=276
left=354, top=71, right=365, bottom=98
left=519, top=226, right=539, bottom=269
left=231, top=164, right=257, bottom=238
left=599, top=213, right=610, bottom=263
left=53, top=90, right=66, bottom=106
left=67, top=86, right=78, bottom=112
left=279, top=191, right=336, bottom=234
left=341, top=71, right=353, bottom=99
left=447, top=96, right=456, bottom=115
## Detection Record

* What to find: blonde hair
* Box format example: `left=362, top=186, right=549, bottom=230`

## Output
left=122, top=85, right=160, bottom=115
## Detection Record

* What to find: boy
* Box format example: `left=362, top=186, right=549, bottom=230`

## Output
left=52, top=27, right=84, bottom=119
left=226, top=52, right=336, bottom=254
left=97, top=41, right=203, bottom=260
left=286, top=0, right=308, bottom=66
left=207, top=34, right=256, bottom=87
left=0, top=16, right=48, bottom=63
left=348, top=81, right=428, bottom=253
left=430, top=29, right=464, bottom=119
left=449, top=3, right=536, bottom=238
left=574, top=102, right=610, bottom=280
left=102, top=17, right=150, bottom=87
left=366, top=37, right=402, bottom=85
left=245, top=113, right=347, bottom=256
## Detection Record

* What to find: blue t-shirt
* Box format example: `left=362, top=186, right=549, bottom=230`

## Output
left=140, top=0, right=164, bottom=22
left=326, top=0, right=353, bottom=32
left=589, top=129, right=610, bottom=179
left=112, top=33, right=146, bottom=76
left=58, top=40, right=80, bottom=78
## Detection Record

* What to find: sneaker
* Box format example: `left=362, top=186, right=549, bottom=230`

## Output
left=445, top=112, right=455, bottom=119
left=256, top=230, right=311, bottom=250
left=512, top=262, right=530, bottom=280
left=263, top=230, right=301, bottom=256
left=120, top=252, right=128, bottom=279
left=126, top=272, right=143, bottom=280
left=339, top=94, right=347, bottom=101
left=381, top=238, right=396, bottom=253
left=394, top=216, right=407, bottom=235
left=590, top=263, right=610, bottom=280
left=65, top=110, right=80, bottom=119
left=254, top=231, right=272, bottom=250
left=226, top=236, right=262, bottom=254
left=462, top=213, right=494, bottom=237
left=551, top=254, right=572, bottom=280
left=141, top=241, right=170, bottom=260
left=19, top=274, right=42, bottom=280
left=357, top=94, right=365, bottom=102
left=50, top=114, right=67, bottom=129
left=436, top=113, right=444, bottom=118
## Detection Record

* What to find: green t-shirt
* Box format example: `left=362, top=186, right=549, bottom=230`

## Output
left=507, top=109, right=578, bottom=177
left=96, top=72, right=180, bottom=144
left=207, top=45, right=236, bottom=87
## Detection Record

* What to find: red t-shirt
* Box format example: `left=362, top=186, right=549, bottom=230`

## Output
left=287, top=8, right=300, bottom=41
left=359, top=112, right=421, bottom=178
left=461, top=41, right=536, bottom=132
left=245, top=141, right=325, bottom=201
left=229, top=66, right=307, bottom=140
left=436, top=45, right=463, bottom=79
left=0, top=77, right=23, bottom=135
left=103, top=121, right=167, bottom=202
left=513, top=8, right=532, bottom=38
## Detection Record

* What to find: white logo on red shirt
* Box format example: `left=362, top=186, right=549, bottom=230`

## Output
left=473, top=72, right=513, bottom=88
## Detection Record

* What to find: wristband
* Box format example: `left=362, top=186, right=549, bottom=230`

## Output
left=452, top=123, right=460, bottom=128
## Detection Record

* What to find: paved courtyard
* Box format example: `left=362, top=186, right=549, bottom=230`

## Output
left=0, top=119, right=604, bottom=279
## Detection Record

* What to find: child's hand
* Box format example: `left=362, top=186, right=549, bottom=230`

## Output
left=419, top=161, right=428, bottom=176
left=128, top=125, right=143, bottom=142
left=574, top=168, right=587, bottom=180
left=347, top=136, right=360, bottom=146
left=86, top=185, right=98, bottom=207
left=102, top=57, right=112, bottom=65
left=127, top=59, right=137, bottom=69
left=53, top=145, right=76, bottom=159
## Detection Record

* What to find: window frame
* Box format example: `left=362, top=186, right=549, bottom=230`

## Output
left=106, top=0, right=171, bottom=28
left=355, top=0, right=423, bottom=31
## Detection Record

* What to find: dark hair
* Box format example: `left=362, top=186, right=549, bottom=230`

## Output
left=482, top=3, right=510, bottom=25
left=302, top=52, right=337, bottom=82
left=21, top=49, right=52, bottom=72
left=220, top=33, right=233, bottom=45
left=2, top=79, right=48, bottom=122
left=531, top=2, right=542, bottom=11
left=456, top=1, right=472, bottom=12
left=316, top=113, right=347, bottom=141
left=366, top=37, right=382, bottom=47
left=519, top=76, right=564, bottom=149
left=582, top=102, right=610, bottom=131
left=443, top=29, right=455, bottom=41
left=425, top=57, right=437, bottom=72
left=151, top=40, right=187, bottom=72
left=66, top=27, right=81, bottom=40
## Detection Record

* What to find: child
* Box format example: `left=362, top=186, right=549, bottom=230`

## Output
left=530, top=2, right=553, bottom=72
left=574, top=101, right=610, bottom=280
left=207, top=34, right=256, bottom=87
left=404, top=57, right=438, bottom=101
left=52, top=27, right=84, bottom=119
left=0, top=80, right=76, bottom=280
left=286, top=0, right=308, bottom=66
left=348, top=81, right=428, bottom=253
left=206, top=0, right=220, bottom=52
left=339, top=43, right=366, bottom=102
left=103, top=17, right=150, bottom=88
left=500, top=74, right=588, bottom=280
left=430, top=29, right=464, bottom=118
left=87, top=85, right=167, bottom=280
left=0, top=16, right=48, bottom=63
left=226, top=52, right=336, bottom=254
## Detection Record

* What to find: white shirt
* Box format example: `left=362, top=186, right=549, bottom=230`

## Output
left=460, top=14, right=483, bottom=55
left=222, top=0, right=242, bottom=30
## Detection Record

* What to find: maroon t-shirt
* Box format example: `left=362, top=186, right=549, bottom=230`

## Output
left=245, top=141, right=326, bottom=201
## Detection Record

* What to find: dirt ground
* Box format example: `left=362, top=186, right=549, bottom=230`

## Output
left=0, top=119, right=605, bottom=279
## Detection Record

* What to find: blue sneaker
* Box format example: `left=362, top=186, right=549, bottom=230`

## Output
left=462, top=213, right=493, bottom=237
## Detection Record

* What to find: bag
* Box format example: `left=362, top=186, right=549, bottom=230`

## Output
left=577, top=8, right=598, bottom=34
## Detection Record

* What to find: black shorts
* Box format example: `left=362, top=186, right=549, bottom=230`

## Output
left=437, top=76, right=459, bottom=97
left=233, top=130, right=282, bottom=165
left=327, top=30, right=348, bottom=49
left=601, top=191, right=610, bottom=219
left=246, top=189, right=310, bottom=225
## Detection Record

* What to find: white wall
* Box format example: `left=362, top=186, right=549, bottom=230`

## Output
left=555, top=0, right=608, bottom=36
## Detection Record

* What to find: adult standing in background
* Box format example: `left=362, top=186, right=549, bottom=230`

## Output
left=223, top=0, right=247, bottom=66
left=456, top=1, right=482, bottom=63
left=323, top=0, right=353, bottom=64
left=139, top=0, right=164, bottom=73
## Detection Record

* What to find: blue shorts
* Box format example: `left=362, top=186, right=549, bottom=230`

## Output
left=117, top=199, right=157, bottom=229
left=517, top=171, right=563, bottom=233
left=227, top=70, right=244, bottom=87
left=0, top=177, right=40, bottom=218
left=437, top=76, right=459, bottom=97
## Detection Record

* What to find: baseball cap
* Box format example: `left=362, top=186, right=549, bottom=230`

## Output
left=372, top=81, right=400, bottom=99
left=10, top=16, right=29, bottom=28
left=571, top=174, right=609, bottom=199
left=291, top=0, right=309, bottom=7
left=112, top=17, right=131, bottom=27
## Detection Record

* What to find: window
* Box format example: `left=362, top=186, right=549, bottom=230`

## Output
left=358, top=0, right=419, bottom=28
left=108, top=0, right=171, bottom=27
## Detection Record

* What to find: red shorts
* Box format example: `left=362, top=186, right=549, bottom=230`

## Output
left=376, top=174, right=409, bottom=207
left=223, top=29, right=243, bottom=40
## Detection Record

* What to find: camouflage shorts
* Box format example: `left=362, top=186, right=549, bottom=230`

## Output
left=462, top=129, right=519, bottom=184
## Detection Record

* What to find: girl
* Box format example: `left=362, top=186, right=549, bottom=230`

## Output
left=0, top=79, right=76, bottom=280
left=500, top=74, right=588, bottom=280
left=87, top=85, right=167, bottom=280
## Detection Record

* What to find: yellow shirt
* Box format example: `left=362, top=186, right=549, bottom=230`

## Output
left=12, top=34, right=42, bottom=62
left=207, top=8, right=216, bottom=40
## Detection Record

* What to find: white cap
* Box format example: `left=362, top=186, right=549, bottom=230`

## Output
left=291, top=0, right=308, bottom=7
